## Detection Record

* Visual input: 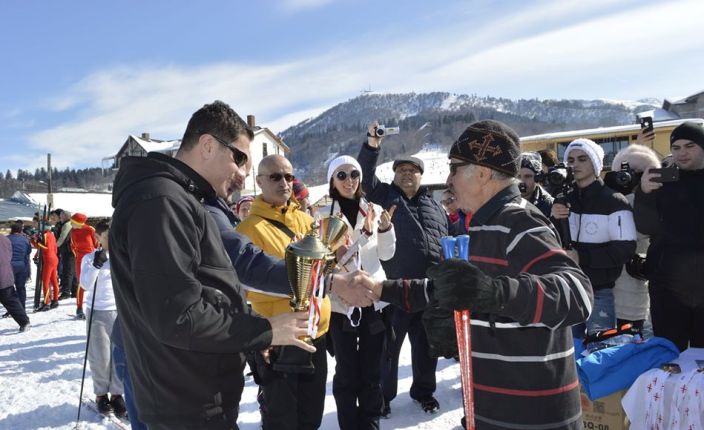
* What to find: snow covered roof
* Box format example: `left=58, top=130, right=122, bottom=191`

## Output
left=0, top=199, right=38, bottom=222
left=28, top=193, right=114, bottom=218
left=130, top=134, right=181, bottom=153
left=672, top=90, right=704, bottom=104
left=520, top=118, right=704, bottom=143
left=635, top=109, right=680, bottom=122
left=254, top=128, right=289, bottom=152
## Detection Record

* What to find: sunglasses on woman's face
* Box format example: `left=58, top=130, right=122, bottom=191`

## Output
left=259, top=173, right=295, bottom=183
left=335, top=170, right=361, bottom=181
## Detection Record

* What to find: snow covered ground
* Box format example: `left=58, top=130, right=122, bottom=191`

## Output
left=0, top=261, right=464, bottom=430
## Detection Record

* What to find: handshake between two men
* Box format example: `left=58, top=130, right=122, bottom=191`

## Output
left=268, top=258, right=507, bottom=356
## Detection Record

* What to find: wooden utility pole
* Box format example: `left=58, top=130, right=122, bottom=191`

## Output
left=47, top=154, right=53, bottom=210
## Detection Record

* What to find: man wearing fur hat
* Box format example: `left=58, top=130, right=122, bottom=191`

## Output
left=551, top=138, right=636, bottom=339
left=635, top=121, right=704, bottom=351
left=604, top=141, right=660, bottom=336
left=518, top=152, right=554, bottom=217
left=358, top=121, right=447, bottom=415
left=425, top=119, right=593, bottom=429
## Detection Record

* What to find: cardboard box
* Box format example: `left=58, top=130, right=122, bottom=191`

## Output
left=580, top=389, right=629, bottom=430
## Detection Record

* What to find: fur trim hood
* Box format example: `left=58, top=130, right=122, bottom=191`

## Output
left=611, top=144, right=660, bottom=173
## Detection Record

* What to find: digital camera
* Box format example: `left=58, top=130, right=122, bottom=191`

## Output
left=604, top=161, right=641, bottom=194
left=375, top=125, right=400, bottom=137
left=614, top=162, right=636, bottom=187
left=537, top=163, right=574, bottom=187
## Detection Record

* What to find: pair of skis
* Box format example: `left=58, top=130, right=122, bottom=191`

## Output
left=441, top=235, right=475, bottom=430
left=78, top=397, right=130, bottom=430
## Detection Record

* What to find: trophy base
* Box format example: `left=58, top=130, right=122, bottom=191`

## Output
left=272, top=345, right=315, bottom=374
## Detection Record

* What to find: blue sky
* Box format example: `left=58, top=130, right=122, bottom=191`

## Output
left=1, top=0, right=702, bottom=173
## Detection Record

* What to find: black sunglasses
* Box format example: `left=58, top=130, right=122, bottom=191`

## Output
left=204, top=133, right=248, bottom=167
left=449, top=161, right=472, bottom=175
left=258, top=173, right=295, bottom=183
left=335, top=170, right=361, bottom=181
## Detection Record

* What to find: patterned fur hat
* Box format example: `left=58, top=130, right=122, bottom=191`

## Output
left=449, top=120, right=521, bottom=177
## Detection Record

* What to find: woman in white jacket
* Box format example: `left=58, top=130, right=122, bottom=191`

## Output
left=322, top=155, right=396, bottom=430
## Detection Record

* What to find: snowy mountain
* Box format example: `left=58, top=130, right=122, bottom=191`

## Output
left=281, top=92, right=659, bottom=184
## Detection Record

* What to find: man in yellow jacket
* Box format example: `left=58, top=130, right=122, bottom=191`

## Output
left=237, top=154, right=329, bottom=430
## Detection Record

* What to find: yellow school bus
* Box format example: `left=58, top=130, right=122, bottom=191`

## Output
left=520, top=118, right=704, bottom=170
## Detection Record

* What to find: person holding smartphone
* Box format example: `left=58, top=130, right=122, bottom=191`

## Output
left=635, top=121, right=704, bottom=351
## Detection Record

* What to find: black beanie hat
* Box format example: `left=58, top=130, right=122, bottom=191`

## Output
left=670, top=121, right=704, bottom=150
left=449, top=120, right=521, bottom=176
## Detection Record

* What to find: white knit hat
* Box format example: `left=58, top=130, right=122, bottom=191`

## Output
left=564, top=138, right=605, bottom=176
left=327, top=155, right=363, bottom=183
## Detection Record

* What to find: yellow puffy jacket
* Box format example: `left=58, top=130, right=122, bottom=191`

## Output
left=236, top=196, right=330, bottom=338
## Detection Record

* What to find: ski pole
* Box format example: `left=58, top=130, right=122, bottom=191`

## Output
left=441, top=235, right=475, bottom=430
left=75, top=264, right=101, bottom=428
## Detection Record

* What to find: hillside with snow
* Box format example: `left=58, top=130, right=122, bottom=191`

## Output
left=281, top=92, right=659, bottom=184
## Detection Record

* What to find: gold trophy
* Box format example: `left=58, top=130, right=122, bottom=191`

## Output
left=273, top=218, right=347, bottom=374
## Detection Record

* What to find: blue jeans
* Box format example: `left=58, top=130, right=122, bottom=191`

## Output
left=113, top=343, right=148, bottom=430
left=573, top=288, right=615, bottom=339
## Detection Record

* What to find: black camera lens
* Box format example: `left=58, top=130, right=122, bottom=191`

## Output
left=548, top=168, right=568, bottom=186
left=615, top=171, right=633, bottom=187
left=375, top=128, right=385, bottom=137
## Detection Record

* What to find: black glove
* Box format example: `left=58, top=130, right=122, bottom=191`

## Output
left=422, top=298, right=458, bottom=359
left=426, top=259, right=506, bottom=313
left=93, top=249, right=108, bottom=269
left=625, top=253, right=648, bottom=281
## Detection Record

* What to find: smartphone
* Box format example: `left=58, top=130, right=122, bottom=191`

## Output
left=640, top=116, right=654, bottom=133
left=650, top=167, right=679, bottom=183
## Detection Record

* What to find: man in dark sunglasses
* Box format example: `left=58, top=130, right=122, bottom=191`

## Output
left=109, top=100, right=321, bottom=430
left=238, top=154, right=330, bottom=430
left=207, top=132, right=249, bottom=168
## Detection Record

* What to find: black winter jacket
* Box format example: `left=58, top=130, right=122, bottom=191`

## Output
left=110, top=152, right=273, bottom=428
left=558, top=178, right=637, bottom=289
left=357, top=142, right=447, bottom=280
left=634, top=169, right=704, bottom=305
left=528, top=184, right=554, bottom=218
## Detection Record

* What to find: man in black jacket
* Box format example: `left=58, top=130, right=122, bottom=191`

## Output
left=635, top=121, right=704, bottom=351
left=109, top=101, right=316, bottom=430
left=551, top=138, right=636, bottom=339
left=358, top=122, right=447, bottom=415
left=518, top=152, right=554, bottom=218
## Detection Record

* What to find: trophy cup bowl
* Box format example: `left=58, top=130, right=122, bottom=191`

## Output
left=274, top=220, right=346, bottom=374
left=318, top=215, right=348, bottom=252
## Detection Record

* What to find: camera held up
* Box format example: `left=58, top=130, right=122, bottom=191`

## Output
left=374, top=125, right=400, bottom=137
left=604, top=162, right=641, bottom=195
left=541, top=163, right=575, bottom=249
